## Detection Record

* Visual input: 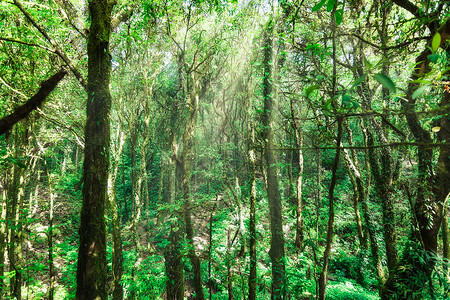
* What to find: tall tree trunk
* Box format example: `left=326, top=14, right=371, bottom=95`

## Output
left=443, top=203, right=450, bottom=260
left=366, top=129, right=398, bottom=272
left=164, top=133, right=184, bottom=300
left=179, top=78, right=204, bottom=300
left=46, top=166, right=55, bottom=300
left=342, top=120, right=366, bottom=250
left=208, top=205, right=214, bottom=300
left=248, top=128, right=257, bottom=300
left=0, top=170, right=8, bottom=297
left=108, top=128, right=125, bottom=300
left=7, top=128, right=28, bottom=300
left=359, top=119, right=386, bottom=284
left=289, top=98, right=304, bottom=251
left=318, top=117, right=343, bottom=300
left=262, top=18, right=286, bottom=300
left=226, top=229, right=233, bottom=300
left=318, top=5, right=340, bottom=298
left=76, top=0, right=114, bottom=298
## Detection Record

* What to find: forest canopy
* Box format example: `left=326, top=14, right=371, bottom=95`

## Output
left=0, top=0, right=449, bottom=299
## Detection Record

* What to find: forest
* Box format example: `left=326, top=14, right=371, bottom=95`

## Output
left=0, top=0, right=449, bottom=299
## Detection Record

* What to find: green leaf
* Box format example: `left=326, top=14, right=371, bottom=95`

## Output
left=335, top=9, right=343, bottom=26
left=306, top=43, right=320, bottom=51
left=351, top=73, right=368, bottom=90
left=431, top=32, right=441, bottom=53
left=326, top=0, right=336, bottom=12
left=373, top=73, right=396, bottom=93
left=341, top=94, right=352, bottom=107
left=364, top=59, right=373, bottom=70
left=412, top=85, right=429, bottom=99
left=352, top=101, right=359, bottom=109
left=324, top=98, right=333, bottom=108
left=427, top=53, right=440, bottom=63
left=9, top=158, right=27, bottom=169
left=305, top=84, right=319, bottom=97
left=312, top=0, right=327, bottom=12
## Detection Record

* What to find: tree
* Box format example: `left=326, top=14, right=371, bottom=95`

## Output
left=76, top=0, right=115, bottom=299
left=261, top=16, right=287, bottom=299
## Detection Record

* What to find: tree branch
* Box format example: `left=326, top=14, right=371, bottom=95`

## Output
left=0, top=69, right=67, bottom=136
left=12, top=0, right=86, bottom=89
left=0, top=36, right=55, bottom=53
left=391, top=0, right=421, bottom=19
left=111, top=5, right=135, bottom=30
left=339, top=33, right=428, bottom=50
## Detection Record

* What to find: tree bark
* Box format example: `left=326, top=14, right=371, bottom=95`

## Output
left=248, top=128, right=257, bottom=300
left=164, top=133, right=184, bottom=300
left=341, top=121, right=365, bottom=250
left=108, top=128, right=125, bottom=300
left=290, top=98, right=304, bottom=251
left=0, top=70, right=66, bottom=136
left=318, top=117, right=343, bottom=300
left=76, top=0, right=114, bottom=299
left=442, top=203, right=450, bottom=260
left=262, top=18, right=286, bottom=300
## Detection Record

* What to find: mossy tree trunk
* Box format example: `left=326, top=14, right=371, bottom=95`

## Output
left=262, top=18, right=286, bottom=300
left=108, top=127, right=126, bottom=300
left=7, top=127, right=28, bottom=300
left=248, top=127, right=257, bottom=300
left=76, top=0, right=115, bottom=299
left=317, top=117, right=343, bottom=300
left=164, top=131, right=184, bottom=300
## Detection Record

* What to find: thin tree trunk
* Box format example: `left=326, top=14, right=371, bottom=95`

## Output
left=443, top=202, right=450, bottom=260
left=208, top=206, right=214, bottom=300
left=290, top=98, right=304, bottom=251
left=248, top=128, right=257, bottom=300
left=262, top=18, right=286, bottom=300
left=47, top=166, right=55, bottom=300
left=318, top=118, right=343, bottom=300
left=227, top=229, right=233, bottom=300
left=0, top=170, right=8, bottom=297
left=108, top=128, right=126, bottom=300
left=76, top=0, right=114, bottom=298
left=179, top=79, right=204, bottom=300
left=318, top=5, right=340, bottom=298
left=359, top=119, right=386, bottom=283
left=165, top=134, right=184, bottom=300
left=7, top=128, right=27, bottom=300
left=342, top=121, right=365, bottom=250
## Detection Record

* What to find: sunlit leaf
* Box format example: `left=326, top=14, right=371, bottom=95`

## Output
left=432, top=32, right=441, bottom=53
left=312, top=0, right=327, bottom=12
left=373, top=73, right=396, bottom=93
left=412, top=85, right=429, bottom=99
left=432, top=126, right=441, bottom=133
